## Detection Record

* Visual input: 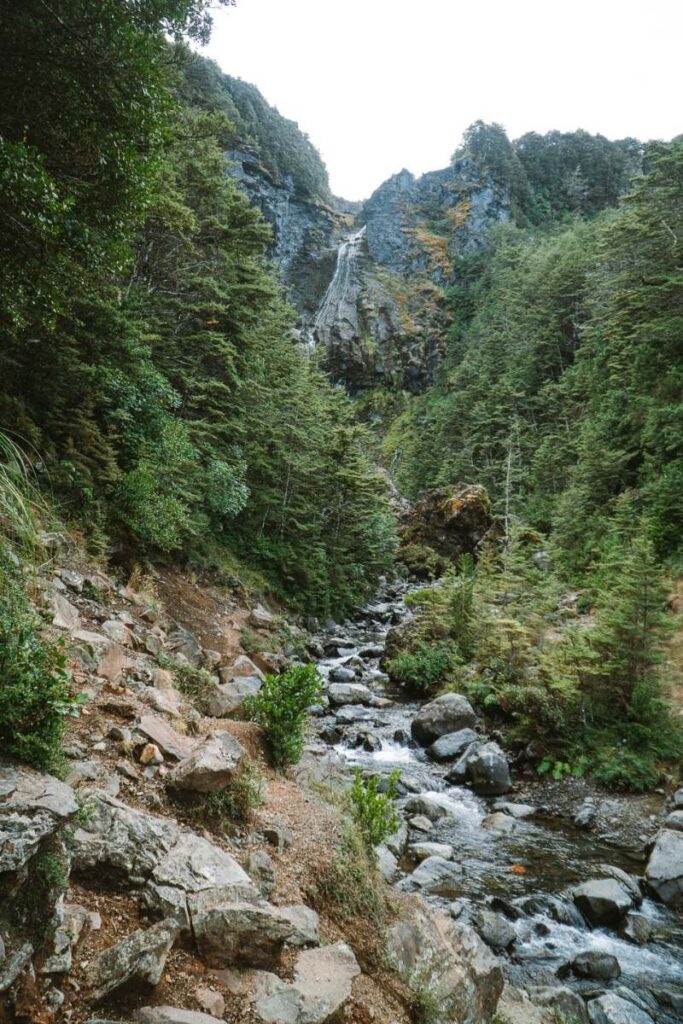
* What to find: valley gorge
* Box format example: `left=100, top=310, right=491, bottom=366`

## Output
left=1, top=10, right=682, bottom=1024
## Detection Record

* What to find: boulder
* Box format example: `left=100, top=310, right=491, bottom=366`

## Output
left=481, top=812, right=518, bottom=833
left=276, top=905, right=320, bottom=947
left=167, top=626, right=203, bottom=666
left=327, top=682, right=372, bottom=706
left=246, top=850, right=276, bottom=898
left=587, top=992, right=653, bottom=1024
left=492, top=801, right=536, bottom=819
left=428, top=728, right=478, bottom=762
left=168, top=732, right=245, bottom=793
left=572, top=877, right=635, bottom=926
left=83, top=919, right=177, bottom=1001
left=409, top=842, right=454, bottom=862
left=404, top=794, right=451, bottom=822
left=191, top=896, right=296, bottom=968
left=334, top=705, right=376, bottom=724
left=250, top=942, right=360, bottom=1024
left=387, top=909, right=503, bottom=1024
left=206, top=677, right=263, bottom=717
left=399, top=484, right=493, bottom=561
left=376, top=846, right=399, bottom=881
left=50, top=592, right=81, bottom=630
left=101, top=619, right=134, bottom=646
left=622, top=911, right=653, bottom=945
left=0, top=765, right=77, bottom=872
left=405, top=856, right=464, bottom=897
left=0, top=943, right=33, bottom=994
left=665, top=810, right=683, bottom=832
left=411, top=693, right=477, bottom=745
left=137, top=715, right=196, bottom=761
left=42, top=902, right=90, bottom=974
left=465, top=742, right=511, bottom=796
left=529, top=987, right=589, bottom=1023
left=471, top=909, right=515, bottom=951
left=196, top=987, right=226, bottom=1018
left=328, top=666, right=357, bottom=684
left=444, top=742, right=481, bottom=784
left=250, top=605, right=274, bottom=629
left=230, top=655, right=265, bottom=681
left=671, top=788, right=683, bottom=809
left=645, top=828, right=683, bottom=906
left=572, top=951, right=621, bottom=981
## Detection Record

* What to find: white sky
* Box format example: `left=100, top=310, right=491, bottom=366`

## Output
left=201, top=0, right=682, bottom=200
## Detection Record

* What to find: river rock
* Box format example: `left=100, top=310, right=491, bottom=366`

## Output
left=444, top=742, right=481, bottom=784
left=376, top=845, right=398, bottom=881
left=572, top=877, right=635, bottom=926
left=328, top=666, right=357, bottom=684
left=206, top=677, right=263, bottom=717
left=334, top=705, right=375, bottom=724
left=493, top=801, right=536, bottom=819
left=622, top=910, right=653, bottom=945
left=571, top=951, right=621, bottom=981
left=408, top=814, right=434, bottom=833
left=411, top=693, right=477, bottom=745
left=385, top=820, right=408, bottom=857
left=481, top=812, right=518, bottom=833
left=665, top=810, right=683, bottom=832
left=404, top=794, right=450, bottom=822
left=465, top=742, right=511, bottom=796
left=428, top=728, right=478, bottom=762
left=529, top=986, right=589, bottom=1023
left=409, top=842, right=454, bottom=861
left=0, top=766, right=77, bottom=873
left=405, top=856, right=464, bottom=897
left=168, top=732, right=245, bottom=793
left=586, top=992, right=653, bottom=1024
left=83, top=919, right=177, bottom=1001
left=388, top=908, right=503, bottom=1024
left=598, top=864, right=641, bottom=903
left=645, top=828, right=683, bottom=906
left=472, top=909, right=515, bottom=951
left=672, top=788, right=683, bottom=809
left=327, top=682, right=372, bottom=705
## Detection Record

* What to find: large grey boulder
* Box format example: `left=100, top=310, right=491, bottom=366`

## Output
left=388, top=909, right=503, bottom=1024
left=587, top=992, right=653, bottom=1024
left=572, top=950, right=621, bottom=981
left=465, top=743, right=511, bottom=796
left=645, top=828, right=683, bottom=906
left=83, top=919, right=177, bottom=1001
left=572, top=877, right=635, bottom=926
left=327, top=683, right=372, bottom=706
left=411, top=693, right=477, bottom=745
left=471, top=909, right=515, bottom=951
left=167, top=731, right=245, bottom=793
left=137, top=714, right=196, bottom=761
left=0, top=765, right=77, bottom=872
left=404, top=856, right=464, bottom=897
left=529, top=987, right=589, bottom=1023
left=190, top=896, right=296, bottom=968
left=206, top=677, right=262, bottom=717
left=404, top=794, right=450, bottom=822
left=250, top=942, right=360, bottom=1024
left=428, top=728, right=478, bottom=762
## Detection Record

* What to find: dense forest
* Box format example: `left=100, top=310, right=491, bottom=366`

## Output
left=0, top=0, right=394, bottom=617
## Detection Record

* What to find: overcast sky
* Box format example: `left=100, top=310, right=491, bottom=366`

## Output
left=201, top=0, right=682, bottom=200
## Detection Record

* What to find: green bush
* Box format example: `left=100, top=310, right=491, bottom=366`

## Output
left=350, top=768, right=401, bottom=848
left=386, top=642, right=459, bottom=694
left=0, top=550, right=79, bottom=771
left=311, top=821, right=386, bottom=926
left=243, top=663, right=323, bottom=768
left=203, top=758, right=265, bottom=823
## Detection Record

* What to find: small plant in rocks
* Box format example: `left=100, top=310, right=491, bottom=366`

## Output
left=349, top=768, right=401, bottom=848
left=243, top=663, right=323, bottom=768
left=204, top=759, right=265, bottom=823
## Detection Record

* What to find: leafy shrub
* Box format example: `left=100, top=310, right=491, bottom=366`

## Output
left=0, top=550, right=79, bottom=770
left=387, top=642, right=459, bottom=694
left=397, top=542, right=449, bottom=581
left=350, top=769, right=401, bottom=848
left=243, top=663, right=323, bottom=768
left=203, top=758, right=265, bottom=823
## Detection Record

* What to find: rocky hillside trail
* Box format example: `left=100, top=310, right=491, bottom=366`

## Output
left=1, top=527, right=683, bottom=1024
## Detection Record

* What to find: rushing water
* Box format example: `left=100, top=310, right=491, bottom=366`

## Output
left=310, top=580, right=683, bottom=1023
left=310, top=226, right=366, bottom=348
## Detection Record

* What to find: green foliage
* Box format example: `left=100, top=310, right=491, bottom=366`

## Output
left=0, top=550, right=79, bottom=771
left=243, top=663, right=324, bottom=769
left=203, top=759, right=265, bottom=823
left=349, top=769, right=401, bottom=848
left=312, top=822, right=386, bottom=926
left=387, top=643, right=459, bottom=694
left=161, top=657, right=216, bottom=716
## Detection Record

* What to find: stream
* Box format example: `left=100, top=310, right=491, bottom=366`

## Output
left=308, top=578, right=683, bottom=1023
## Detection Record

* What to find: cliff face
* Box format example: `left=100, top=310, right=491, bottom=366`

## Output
left=305, top=159, right=512, bottom=393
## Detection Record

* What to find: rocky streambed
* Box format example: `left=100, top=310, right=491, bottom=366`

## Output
left=307, top=578, right=683, bottom=1024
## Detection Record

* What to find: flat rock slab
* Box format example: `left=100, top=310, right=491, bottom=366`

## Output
left=587, top=992, right=653, bottom=1024
left=251, top=942, right=360, bottom=1024
left=405, top=856, right=464, bottom=897
left=168, top=732, right=245, bottom=793
left=0, top=765, right=77, bottom=872
left=83, top=919, right=177, bottom=1001
left=138, top=715, right=196, bottom=761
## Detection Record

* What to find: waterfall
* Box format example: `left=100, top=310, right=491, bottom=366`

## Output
left=307, top=226, right=366, bottom=349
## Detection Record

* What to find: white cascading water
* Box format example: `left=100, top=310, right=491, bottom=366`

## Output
left=310, top=225, right=366, bottom=348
